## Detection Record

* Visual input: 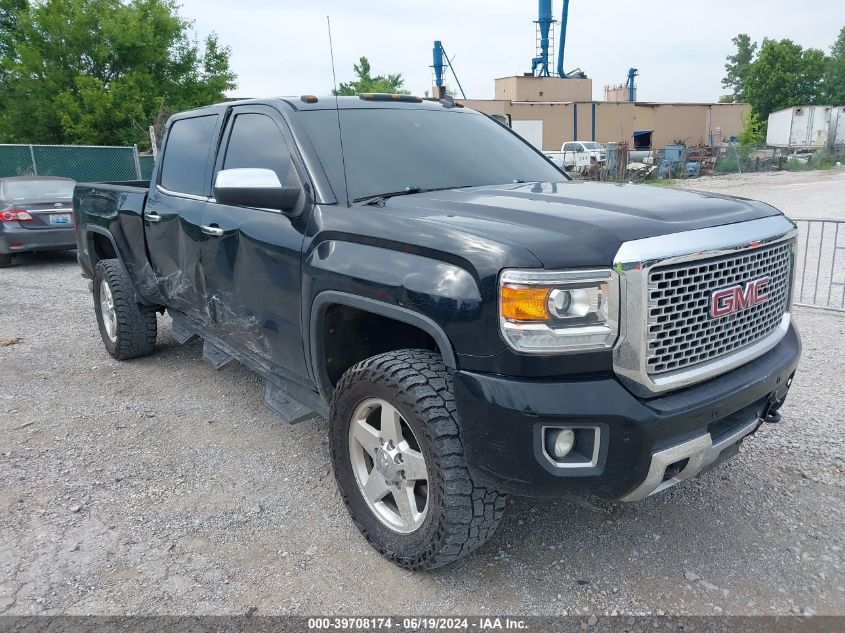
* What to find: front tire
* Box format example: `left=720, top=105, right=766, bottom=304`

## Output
left=93, top=259, right=157, bottom=360
left=330, top=349, right=506, bottom=570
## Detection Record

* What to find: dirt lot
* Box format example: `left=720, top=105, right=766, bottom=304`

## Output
left=1, top=170, right=843, bottom=616
left=679, top=169, right=845, bottom=221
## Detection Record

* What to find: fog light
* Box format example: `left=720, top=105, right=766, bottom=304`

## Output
left=551, top=429, right=576, bottom=459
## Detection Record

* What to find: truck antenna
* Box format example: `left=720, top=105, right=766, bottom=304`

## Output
left=327, top=15, right=350, bottom=206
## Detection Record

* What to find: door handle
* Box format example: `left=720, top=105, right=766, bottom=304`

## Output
left=200, top=225, right=224, bottom=237
left=145, top=212, right=162, bottom=223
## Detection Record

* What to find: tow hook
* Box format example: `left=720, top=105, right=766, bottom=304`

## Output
left=762, top=376, right=793, bottom=424
left=764, top=406, right=782, bottom=424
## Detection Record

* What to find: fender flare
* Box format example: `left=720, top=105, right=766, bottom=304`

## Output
left=83, top=226, right=122, bottom=270
left=308, top=291, right=456, bottom=401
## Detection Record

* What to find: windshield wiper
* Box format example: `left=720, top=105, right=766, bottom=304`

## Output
left=353, top=187, right=422, bottom=205
left=353, top=184, right=479, bottom=206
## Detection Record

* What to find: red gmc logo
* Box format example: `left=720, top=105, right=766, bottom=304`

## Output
left=710, top=277, right=771, bottom=318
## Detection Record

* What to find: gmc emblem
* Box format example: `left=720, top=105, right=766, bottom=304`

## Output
left=710, top=276, right=771, bottom=318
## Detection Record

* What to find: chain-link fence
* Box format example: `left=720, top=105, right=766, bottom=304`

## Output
left=138, top=155, right=156, bottom=180
left=0, top=144, right=150, bottom=182
left=713, top=145, right=845, bottom=175
left=593, top=143, right=845, bottom=183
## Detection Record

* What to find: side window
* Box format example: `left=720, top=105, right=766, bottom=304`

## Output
left=563, top=143, right=574, bottom=152
left=160, top=115, right=218, bottom=196
left=222, top=113, right=292, bottom=183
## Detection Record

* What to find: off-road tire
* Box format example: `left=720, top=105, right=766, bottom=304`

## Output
left=0, top=253, right=12, bottom=268
left=330, top=349, right=507, bottom=570
left=93, top=258, right=157, bottom=360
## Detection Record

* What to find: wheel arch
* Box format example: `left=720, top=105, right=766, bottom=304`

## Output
left=309, top=291, right=456, bottom=402
left=84, top=226, right=121, bottom=272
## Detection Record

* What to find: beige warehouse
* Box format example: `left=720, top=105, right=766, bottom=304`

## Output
left=463, top=77, right=749, bottom=151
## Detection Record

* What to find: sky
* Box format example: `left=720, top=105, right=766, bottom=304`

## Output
left=177, top=0, right=842, bottom=103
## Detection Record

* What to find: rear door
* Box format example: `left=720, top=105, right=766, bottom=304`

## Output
left=144, top=113, right=220, bottom=320
left=201, top=105, right=312, bottom=378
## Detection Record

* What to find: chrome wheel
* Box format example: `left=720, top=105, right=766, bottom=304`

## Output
left=348, top=398, right=429, bottom=533
left=99, top=280, right=117, bottom=343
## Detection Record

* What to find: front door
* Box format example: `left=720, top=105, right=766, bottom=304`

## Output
left=200, top=106, right=313, bottom=378
left=144, top=113, right=219, bottom=322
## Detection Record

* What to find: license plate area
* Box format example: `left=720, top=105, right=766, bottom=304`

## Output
left=49, top=214, right=71, bottom=225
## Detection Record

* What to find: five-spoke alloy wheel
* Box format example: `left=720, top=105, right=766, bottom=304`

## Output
left=348, top=398, right=429, bottom=533
left=330, top=349, right=507, bottom=570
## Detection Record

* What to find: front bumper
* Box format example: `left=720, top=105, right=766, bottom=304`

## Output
left=452, top=322, right=801, bottom=500
left=0, top=223, right=76, bottom=255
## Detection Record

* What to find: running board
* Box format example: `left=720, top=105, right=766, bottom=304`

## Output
left=168, top=309, right=327, bottom=424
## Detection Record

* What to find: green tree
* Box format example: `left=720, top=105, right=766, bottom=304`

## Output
left=0, top=0, right=27, bottom=58
left=743, top=38, right=826, bottom=121
left=722, top=34, right=757, bottom=102
left=737, top=110, right=765, bottom=146
left=334, top=56, right=409, bottom=96
left=823, top=27, right=845, bottom=104
left=0, top=0, right=236, bottom=148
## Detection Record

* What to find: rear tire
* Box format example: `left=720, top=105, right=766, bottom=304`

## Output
left=0, top=254, right=11, bottom=268
left=330, top=349, right=507, bottom=570
left=93, top=259, right=157, bottom=360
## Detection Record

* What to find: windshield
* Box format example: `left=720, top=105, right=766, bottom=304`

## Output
left=581, top=142, right=602, bottom=150
left=3, top=179, right=74, bottom=201
left=298, top=108, right=566, bottom=202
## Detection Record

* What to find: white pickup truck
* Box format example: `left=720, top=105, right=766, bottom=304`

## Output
left=546, top=141, right=605, bottom=172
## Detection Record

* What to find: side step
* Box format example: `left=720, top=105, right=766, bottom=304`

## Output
left=167, top=309, right=327, bottom=425
left=170, top=317, right=197, bottom=344
left=202, top=340, right=233, bottom=369
left=265, top=382, right=318, bottom=424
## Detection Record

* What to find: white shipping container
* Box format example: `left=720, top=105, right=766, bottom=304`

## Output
left=767, top=106, right=844, bottom=149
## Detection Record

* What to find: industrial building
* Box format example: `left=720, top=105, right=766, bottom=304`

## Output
left=435, top=1, right=749, bottom=152
left=463, top=77, right=749, bottom=151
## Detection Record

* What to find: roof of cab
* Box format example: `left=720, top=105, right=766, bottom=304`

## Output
left=278, top=96, right=461, bottom=111
left=173, top=96, right=468, bottom=118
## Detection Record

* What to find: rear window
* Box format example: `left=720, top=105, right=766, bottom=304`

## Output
left=3, top=180, right=74, bottom=200
left=160, top=115, right=218, bottom=196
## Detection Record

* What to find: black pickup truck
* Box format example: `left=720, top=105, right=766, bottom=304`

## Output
left=73, top=95, right=800, bottom=570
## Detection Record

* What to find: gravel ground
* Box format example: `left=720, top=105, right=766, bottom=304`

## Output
left=678, top=169, right=845, bottom=221
left=1, top=171, right=844, bottom=617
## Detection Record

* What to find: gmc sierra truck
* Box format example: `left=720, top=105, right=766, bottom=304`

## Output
left=73, top=95, right=801, bottom=570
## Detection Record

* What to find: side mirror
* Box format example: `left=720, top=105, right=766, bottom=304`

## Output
left=576, top=146, right=585, bottom=153
left=213, top=168, right=300, bottom=213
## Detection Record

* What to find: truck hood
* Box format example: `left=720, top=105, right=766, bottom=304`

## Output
left=387, top=181, right=782, bottom=268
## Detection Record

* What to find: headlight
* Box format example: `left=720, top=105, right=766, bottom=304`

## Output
left=499, top=269, right=619, bottom=353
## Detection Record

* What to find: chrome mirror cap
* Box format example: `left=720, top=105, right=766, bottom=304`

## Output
left=214, top=168, right=282, bottom=190
left=213, top=168, right=300, bottom=213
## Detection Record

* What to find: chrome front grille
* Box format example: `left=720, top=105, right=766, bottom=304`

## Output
left=646, top=240, right=793, bottom=375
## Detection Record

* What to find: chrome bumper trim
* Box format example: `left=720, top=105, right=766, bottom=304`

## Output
left=621, top=415, right=761, bottom=502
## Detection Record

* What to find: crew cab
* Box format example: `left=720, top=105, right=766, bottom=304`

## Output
left=73, top=95, right=800, bottom=570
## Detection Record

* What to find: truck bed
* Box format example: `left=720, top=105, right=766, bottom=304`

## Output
left=73, top=181, right=152, bottom=289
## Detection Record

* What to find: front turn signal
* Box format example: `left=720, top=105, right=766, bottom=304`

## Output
left=501, top=285, right=551, bottom=321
